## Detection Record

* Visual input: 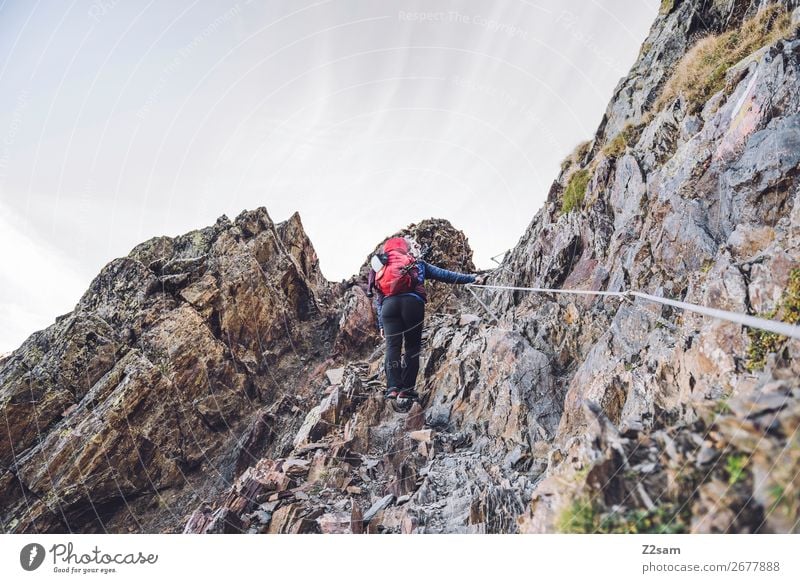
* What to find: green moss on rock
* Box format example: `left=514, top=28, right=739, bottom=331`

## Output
left=557, top=496, right=690, bottom=534
left=561, top=169, right=591, bottom=214
left=747, top=268, right=800, bottom=371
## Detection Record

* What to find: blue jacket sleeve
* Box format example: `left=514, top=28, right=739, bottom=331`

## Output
left=420, top=261, right=476, bottom=284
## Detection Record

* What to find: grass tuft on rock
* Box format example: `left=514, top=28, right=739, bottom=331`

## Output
left=557, top=497, right=598, bottom=533
left=747, top=268, right=800, bottom=371
left=561, top=168, right=591, bottom=214
left=655, top=5, right=794, bottom=113
left=560, top=140, right=592, bottom=172
left=601, top=122, right=648, bottom=160
left=602, top=133, right=628, bottom=160
left=557, top=496, right=689, bottom=534
left=726, top=454, right=749, bottom=486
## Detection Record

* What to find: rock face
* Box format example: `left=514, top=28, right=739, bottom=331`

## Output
left=0, top=210, right=474, bottom=533
left=3, top=0, right=800, bottom=534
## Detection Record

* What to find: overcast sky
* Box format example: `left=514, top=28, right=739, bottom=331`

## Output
left=0, top=0, right=658, bottom=352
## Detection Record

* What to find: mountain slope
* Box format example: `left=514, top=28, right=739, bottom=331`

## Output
left=2, top=0, right=800, bottom=534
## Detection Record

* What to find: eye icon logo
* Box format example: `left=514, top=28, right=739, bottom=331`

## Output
left=20, top=543, right=46, bottom=571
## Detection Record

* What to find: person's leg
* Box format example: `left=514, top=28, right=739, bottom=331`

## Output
left=399, top=296, right=425, bottom=391
left=381, top=296, right=404, bottom=394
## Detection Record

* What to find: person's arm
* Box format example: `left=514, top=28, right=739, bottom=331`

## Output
left=421, top=260, right=476, bottom=284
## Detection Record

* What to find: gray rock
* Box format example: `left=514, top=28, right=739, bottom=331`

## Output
left=363, top=494, right=395, bottom=523
left=325, top=367, right=345, bottom=385
left=459, top=314, right=482, bottom=326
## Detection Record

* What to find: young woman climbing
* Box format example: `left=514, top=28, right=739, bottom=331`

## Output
left=367, top=236, right=481, bottom=400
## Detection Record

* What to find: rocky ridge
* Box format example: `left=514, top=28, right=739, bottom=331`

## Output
left=2, top=0, right=800, bottom=533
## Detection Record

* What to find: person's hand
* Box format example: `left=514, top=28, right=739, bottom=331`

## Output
left=379, top=328, right=385, bottom=339
left=472, top=273, right=488, bottom=285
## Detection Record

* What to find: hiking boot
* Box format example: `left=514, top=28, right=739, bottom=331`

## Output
left=397, top=388, right=419, bottom=400
left=384, top=387, right=399, bottom=399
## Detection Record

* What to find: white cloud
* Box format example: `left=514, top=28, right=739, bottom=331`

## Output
left=0, top=206, right=86, bottom=352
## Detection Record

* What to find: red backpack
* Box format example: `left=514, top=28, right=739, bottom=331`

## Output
left=374, top=238, right=419, bottom=297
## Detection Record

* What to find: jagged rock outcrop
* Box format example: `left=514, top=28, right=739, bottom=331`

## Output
left=0, top=209, right=473, bottom=533
left=3, top=0, right=800, bottom=534
left=0, top=208, right=336, bottom=532
left=494, top=0, right=800, bottom=532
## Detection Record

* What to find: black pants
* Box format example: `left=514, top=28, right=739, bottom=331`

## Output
left=382, top=294, right=425, bottom=390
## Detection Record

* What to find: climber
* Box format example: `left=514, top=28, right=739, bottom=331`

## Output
left=367, top=236, right=481, bottom=401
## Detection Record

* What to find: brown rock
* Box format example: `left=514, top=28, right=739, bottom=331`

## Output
left=408, top=429, right=433, bottom=443
left=404, top=402, right=425, bottom=431
left=350, top=502, right=364, bottom=534
left=317, top=512, right=351, bottom=534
